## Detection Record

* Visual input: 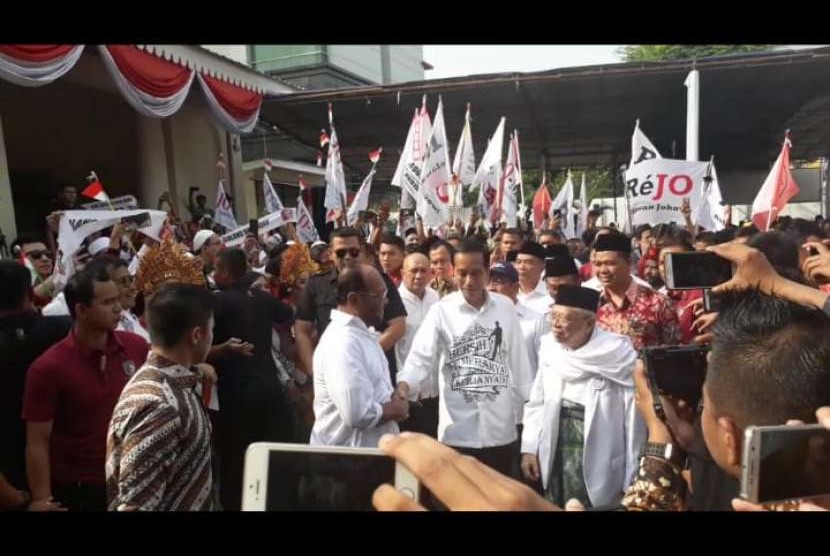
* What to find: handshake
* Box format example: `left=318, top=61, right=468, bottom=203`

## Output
left=383, top=382, right=412, bottom=422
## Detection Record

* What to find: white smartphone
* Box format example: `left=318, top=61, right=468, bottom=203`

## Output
left=740, top=424, right=830, bottom=504
left=242, top=442, right=421, bottom=511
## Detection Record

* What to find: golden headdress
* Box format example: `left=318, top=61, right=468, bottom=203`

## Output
left=136, top=238, right=205, bottom=296
left=279, top=242, right=319, bottom=286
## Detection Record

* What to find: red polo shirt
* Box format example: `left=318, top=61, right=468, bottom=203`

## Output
left=22, top=330, right=149, bottom=484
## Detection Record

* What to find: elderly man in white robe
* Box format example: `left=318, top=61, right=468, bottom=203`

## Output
left=520, top=284, right=645, bottom=509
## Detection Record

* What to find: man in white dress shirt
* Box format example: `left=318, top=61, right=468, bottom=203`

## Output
left=515, top=241, right=555, bottom=314
left=311, top=264, right=409, bottom=447
left=396, top=253, right=440, bottom=436
left=397, top=239, right=533, bottom=476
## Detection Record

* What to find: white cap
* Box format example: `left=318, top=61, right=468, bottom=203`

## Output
left=88, top=237, right=111, bottom=256
left=311, top=240, right=327, bottom=248
left=193, top=229, right=217, bottom=253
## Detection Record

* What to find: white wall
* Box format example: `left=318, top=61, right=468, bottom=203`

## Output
left=0, top=115, right=15, bottom=240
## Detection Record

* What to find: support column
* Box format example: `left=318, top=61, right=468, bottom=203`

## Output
left=0, top=115, right=17, bottom=241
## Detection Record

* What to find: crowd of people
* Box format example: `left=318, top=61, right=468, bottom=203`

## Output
left=2, top=185, right=830, bottom=512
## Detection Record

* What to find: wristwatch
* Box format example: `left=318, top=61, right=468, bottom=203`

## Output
left=640, top=442, right=687, bottom=467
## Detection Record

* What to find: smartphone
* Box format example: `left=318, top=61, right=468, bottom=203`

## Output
left=740, top=424, right=830, bottom=504
left=702, top=289, right=722, bottom=313
left=642, top=345, right=709, bottom=417
left=121, top=212, right=152, bottom=231
left=664, top=251, right=732, bottom=290
left=242, top=443, right=420, bottom=511
left=249, top=218, right=259, bottom=237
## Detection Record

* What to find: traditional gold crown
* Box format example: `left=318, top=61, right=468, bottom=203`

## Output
left=136, top=238, right=205, bottom=296
left=279, top=242, right=319, bottom=286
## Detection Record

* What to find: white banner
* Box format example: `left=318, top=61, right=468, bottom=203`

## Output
left=624, top=159, right=710, bottom=227
left=452, top=103, right=476, bottom=195
left=55, top=209, right=167, bottom=286
left=552, top=173, right=576, bottom=238
left=499, top=132, right=521, bottom=227
left=82, top=194, right=138, bottom=211
left=221, top=208, right=297, bottom=247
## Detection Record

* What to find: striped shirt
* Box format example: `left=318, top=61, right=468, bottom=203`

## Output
left=106, top=353, right=214, bottom=511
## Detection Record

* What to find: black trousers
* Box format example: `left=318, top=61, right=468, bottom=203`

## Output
left=453, top=443, right=516, bottom=479
left=53, top=481, right=108, bottom=511
left=216, top=385, right=293, bottom=511
left=399, top=397, right=439, bottom=438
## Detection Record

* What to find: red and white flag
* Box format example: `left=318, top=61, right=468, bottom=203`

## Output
left=751, top=133, right=800, bottom=231
left=263, top=158, right=273, bottom=172
left=214, top=181, right=239, bottom=231
left=369, top=147, right=383, bottom=164
left=532, top=174, right=553, bottom=229
left=82, top=171, right=109, bottom=203
left=320, top=129, right=330, bottom=148
left=316, top=151, right=323, bottom=167
left=298, top=176, right=310, bottom=191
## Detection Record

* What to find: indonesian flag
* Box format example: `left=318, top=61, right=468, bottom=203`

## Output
left=320, top=129, right=330, bottom=148
left=751, top=133, right=800, bottom=231
left=369, top=147, right=383, bottom=164
left=298, top=176, right=310, bottom=191
left=263, top=158, right=273, bottom=171
left=82, top=171, right=109, bottom=202
left=346, top=166, right=377, bottom=226
left=532, top=174, right=553, bottom=229
left=316, top=151, right=323, bottom=167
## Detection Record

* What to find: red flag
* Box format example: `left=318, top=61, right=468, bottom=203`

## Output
left=368, top=147, right=383, bottom=164
left=531, top=175, right=552, bottom=229
left=751, top=133, right=800, bottom=231
left=263, top=158, right=273, bottom=172
left=298, top=176, right=309, bottom=191
left=81, top=172, right=109, bottom=202
left=320, top=129, right=330, bottom=148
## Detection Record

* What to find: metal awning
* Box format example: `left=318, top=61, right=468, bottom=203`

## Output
left=259, top=47, right=830, bottom=187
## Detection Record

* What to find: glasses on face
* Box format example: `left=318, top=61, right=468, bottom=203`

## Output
left=26, top=250, right=53, bottom=260
left=335, top=247, right=361, bottom=259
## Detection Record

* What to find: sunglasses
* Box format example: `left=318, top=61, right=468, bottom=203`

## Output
left=26, top=250, right=53, bottom=260
left=335, top=247, right=361, bottom=259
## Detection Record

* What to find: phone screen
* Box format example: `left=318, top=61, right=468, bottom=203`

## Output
left=753, top=426, right=830, bottom=503
left=667, top=252, right=732, bottom=289
left=644, top=346, right=708, bottom=407
left=263, top=450, right=405, bottom=511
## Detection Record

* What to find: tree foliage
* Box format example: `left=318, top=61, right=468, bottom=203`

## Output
left=620, top=45, right=771, bottom=63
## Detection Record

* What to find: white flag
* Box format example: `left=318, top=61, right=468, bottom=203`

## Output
left=418, top=97, right=452, bottom=228
left=451, top=103, right=476, bottom=206
left=262, top=172, right=285, bottom=214
left=392, top=108, right=418, bottom=188
left=693, top=160, right=726, bottom=231
left=630, top=119, right=662, bottom=167
left=577, top=173, right=589, bottom=237
left=473, top=117, right=506, bottom=225
left=296, top=197, right=320, bottom=243
left=214, top=181, right=238, bottom=231
left=499, top=132, right=521, bottom=227
left=552, top=172, right=576, bottom=239
left=324, top=106, right=347, bottom=222
left=347, top=166, right=377, bottom=226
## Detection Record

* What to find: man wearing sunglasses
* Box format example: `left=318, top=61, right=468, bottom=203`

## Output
left=295, top=228, right=407, bottom=382
left=12, top=234, right=57, bottom=308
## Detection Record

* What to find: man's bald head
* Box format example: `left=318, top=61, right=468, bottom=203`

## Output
left=337, top=263, right=387, bottom=327
left=402, top=252, right=432, bottom=297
